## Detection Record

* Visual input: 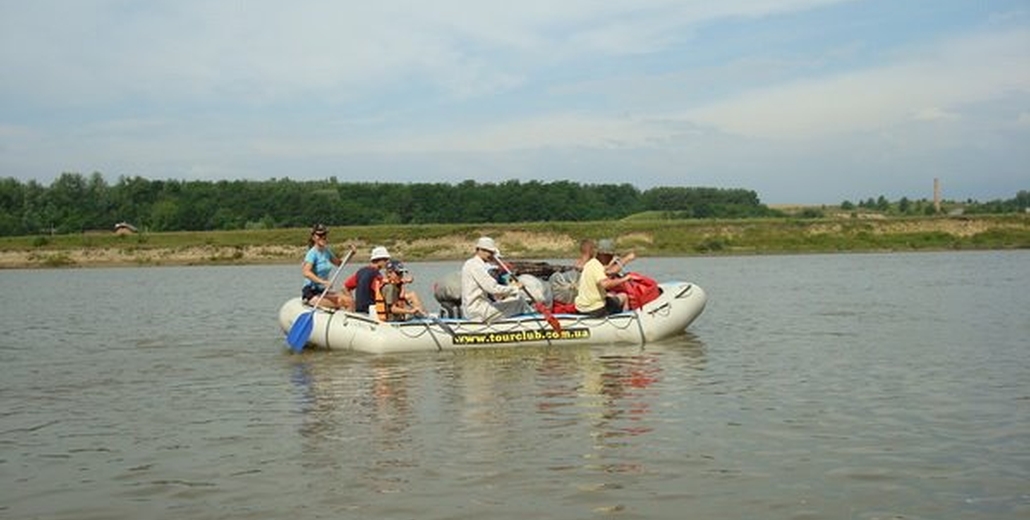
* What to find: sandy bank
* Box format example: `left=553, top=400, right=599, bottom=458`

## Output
left=2, top=216, right=1026, bottom=269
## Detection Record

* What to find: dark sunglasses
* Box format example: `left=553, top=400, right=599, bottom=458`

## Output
left=314, top=232, right=327, bottom=238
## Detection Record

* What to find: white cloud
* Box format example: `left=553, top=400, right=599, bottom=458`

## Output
left=250, top=112, right=695, bottom=157
left=0, top=0, right=858, bottom=106
left=268, top=28, right=1028, bottom=156
left=682, top=29, right=1030, bottom=139
left=911, top=107, right=960, bottom=122
left=2, top=1, right=1027, bottom=204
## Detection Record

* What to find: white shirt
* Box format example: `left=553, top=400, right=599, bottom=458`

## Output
left=461, top=255, right=519, bottom=322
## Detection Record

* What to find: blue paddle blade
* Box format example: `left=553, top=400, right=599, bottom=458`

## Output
left=286, top=311, right=315, bottom=352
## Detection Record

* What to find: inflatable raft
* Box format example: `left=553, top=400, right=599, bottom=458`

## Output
left=279, top=281, right=706, bottom=354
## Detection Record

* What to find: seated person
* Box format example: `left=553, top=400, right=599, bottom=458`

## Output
left=595, top=238, right=636, bottom=275
left=300, top=224, right=351, bottom=309
left=343, top=246, right=391, bottom=314
left=461, top=236, right=528, bottom=322
left=575, top=239, right=633, bottom=317
left=381, top=260, right=426, bottom=321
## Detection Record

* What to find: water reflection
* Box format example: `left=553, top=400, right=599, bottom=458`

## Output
left=290, top=356, right=414, bottom=439
left=284, top=335, right=706, bottom=510
left=288, top=353, right=418, bottom=497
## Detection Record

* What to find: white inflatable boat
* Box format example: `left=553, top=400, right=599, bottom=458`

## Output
left=278, top=281, right=706, bottom=354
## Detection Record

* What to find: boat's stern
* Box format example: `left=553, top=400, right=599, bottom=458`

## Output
left=637, top=282, right=707, bottom=341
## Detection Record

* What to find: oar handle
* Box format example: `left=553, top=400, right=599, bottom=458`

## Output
left=496, top=257, right=540, bottom=304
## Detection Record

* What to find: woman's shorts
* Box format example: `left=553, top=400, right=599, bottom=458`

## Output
left=302, top=285, right=327, bottom=302
left=580, top=296, right=623, bottom=318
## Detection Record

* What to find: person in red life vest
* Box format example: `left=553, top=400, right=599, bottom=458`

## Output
left=381, top=259, right=426, bottom=321
left=343, top=246, right=390, bottom=316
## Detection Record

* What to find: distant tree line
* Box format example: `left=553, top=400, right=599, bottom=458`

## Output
left=0, top=173, right=776, bottom=236
left=839, top=191, right=1029, bottom=216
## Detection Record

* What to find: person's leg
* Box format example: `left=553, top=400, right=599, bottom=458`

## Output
left=493, top=295, right=530, bottom=319
left=605, top=295, right=626, bottom=314
left=336, top=291, right=354, bottom=310
left=405, top=290, right=426, bottom=315
left=315, top=291, right=342, bottom=309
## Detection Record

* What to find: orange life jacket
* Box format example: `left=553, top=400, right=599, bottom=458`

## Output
left=372, top=277, right=388, bottom=321
left=378, top=282, right=408, bottom=321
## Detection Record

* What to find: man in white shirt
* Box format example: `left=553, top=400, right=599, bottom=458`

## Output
left=461, top=237, right=528, bottom=322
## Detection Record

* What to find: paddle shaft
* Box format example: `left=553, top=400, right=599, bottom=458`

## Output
left=417, top=311, right=457, bottom=337
left=308, top=247, right=355, bottom=308
left=287, top=246, right=356, bottom=352
left=495, top=257, right=562, bottom=332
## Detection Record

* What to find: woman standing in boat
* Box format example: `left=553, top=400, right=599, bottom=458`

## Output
left=301, top=224, right=352, bottom=309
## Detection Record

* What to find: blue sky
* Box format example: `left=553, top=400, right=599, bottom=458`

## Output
left=1, top=0, right=1028, bottom=204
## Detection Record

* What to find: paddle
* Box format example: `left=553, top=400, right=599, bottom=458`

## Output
left=286, top=247, right=356, bottom=353
left=496, top=256, right=562, bottom=332
left=417, top=311, right=457, bottom=338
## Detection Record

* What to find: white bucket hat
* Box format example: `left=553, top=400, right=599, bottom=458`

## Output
left=370, top=246, right=391, bottom=261
left=475, top=236, right=500, bottom=255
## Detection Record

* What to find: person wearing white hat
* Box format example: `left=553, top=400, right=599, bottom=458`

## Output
left=461, top=236, right=528, bottom=322
left=343, top=245, right=392, bottom=316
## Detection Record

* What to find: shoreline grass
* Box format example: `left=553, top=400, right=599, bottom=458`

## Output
left=1, top=214, right=1027, bottom=269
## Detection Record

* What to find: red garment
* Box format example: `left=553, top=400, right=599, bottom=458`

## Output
left=343, top=272, right=358, bottom=291
left=611, top=273, right=661, bottom=310
left=551, top=301, right=577, bottom=314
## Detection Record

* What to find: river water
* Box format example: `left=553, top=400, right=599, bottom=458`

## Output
left=1, top=251, right=1027, bottom=519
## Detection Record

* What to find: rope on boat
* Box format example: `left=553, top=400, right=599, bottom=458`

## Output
left=394, top=322, right=436, bottom=339
left=323, top=310, right=337, bottom=350
left=634, top=309, right=647, bottom=347
left=647, top=302, right=672, bottom=317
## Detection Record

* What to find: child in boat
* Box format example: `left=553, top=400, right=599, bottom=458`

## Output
left=381, top=260, right=426, bottom=321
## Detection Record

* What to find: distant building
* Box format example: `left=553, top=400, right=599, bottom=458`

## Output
left=113, top=222, right=138, bottom=235
left=933, top=178, right=941, bottom=213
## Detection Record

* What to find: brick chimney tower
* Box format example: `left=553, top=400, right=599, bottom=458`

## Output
left=933, top=178, right=941, bottom=213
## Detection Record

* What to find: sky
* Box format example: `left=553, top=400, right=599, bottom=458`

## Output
left=1, top=0, right=1028, bottom=204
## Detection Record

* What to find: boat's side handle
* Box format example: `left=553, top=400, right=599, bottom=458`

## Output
left=674, top=284, right=694, bottom=299
left=647, top=302, right=671, bottom=316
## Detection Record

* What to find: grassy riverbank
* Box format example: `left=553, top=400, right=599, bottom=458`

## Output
left=1, top=214, right=1027, bottom=268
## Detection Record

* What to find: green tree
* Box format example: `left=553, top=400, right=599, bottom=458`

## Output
left=876, top=195, right=890, bottom=212
left=898, top=197, right=911, bottom=214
